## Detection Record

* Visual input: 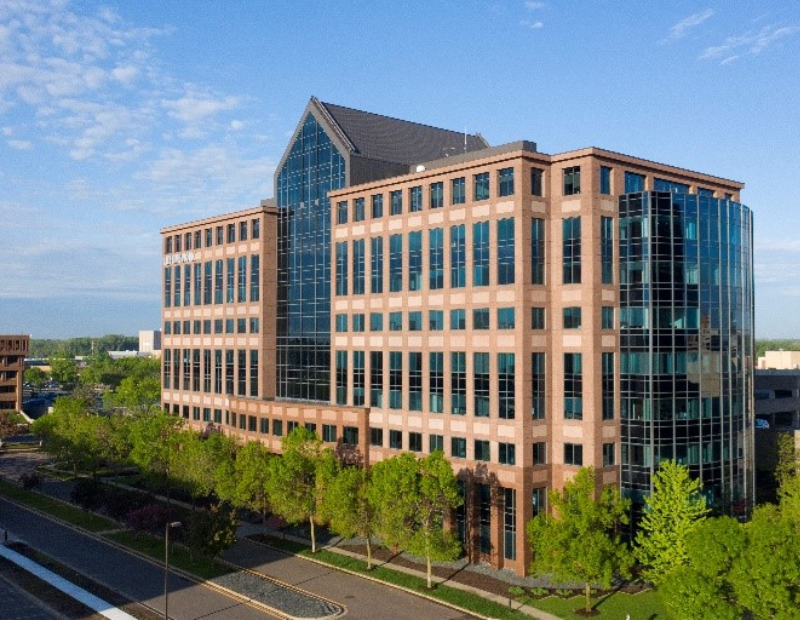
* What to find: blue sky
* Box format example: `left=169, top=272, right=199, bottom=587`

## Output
left=1, top=0, right=798, bottom=339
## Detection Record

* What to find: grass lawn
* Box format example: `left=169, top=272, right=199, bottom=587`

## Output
left=103, top=530, right=233, bottom=581
left=264, top=536, right=668, bottom=620
left=0, top=478, right=116, bottom=532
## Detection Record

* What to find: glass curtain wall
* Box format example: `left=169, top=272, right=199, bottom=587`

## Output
left=276, top=113, right=346, bottom=401
left=619, top=191, right=754, bottom=518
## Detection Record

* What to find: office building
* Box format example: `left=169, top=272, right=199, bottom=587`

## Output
left=138, top=329, right=162, bottom=356
left=162, top=98, right=754, bottom=574
left=0, top=335, right=29, bottom=414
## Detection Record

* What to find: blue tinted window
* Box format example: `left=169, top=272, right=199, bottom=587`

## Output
left=498, top=307, right=515, bottom=329
left=498, top=353, right=515, bottom=419
left=624, top=172, right=645, bottom=193
left=450, top=224, right=466, bottom=288
left=335, top=314, right=348, bottom=332
left=451, top=352, right=467, bottom=415
left=600, top=166, right=612, bottom=194
left=430, top=182, right=444, bottom=209
left=429, top=310, right=444, bottom=331
left=497, top=217, right=515, bottom=285
left=389, top=311, right=402, bottom=331
left=563, top=166, right=580, bottom=195
left=371, top=194, right=383, bottom=218
left=389, top=234, right=403, bottom=292
left=564, top=353, right=582, bottom=419
left=531, top=218, right=545, bottom=285
left=429, top=228, right=444, bottom=290
left=563, top=217, right=581, bottom=284
left=474, top=172, right=490, bottom=200
left=408, top=311, right=422, bottom=331
left=353, top=239, right=365, bottom=295
left=370, top=237, right=383, bottom=294
left=451, top=309, right=466, bottom=330
left=354, top=198, right=365, bottom=221
left=409, top=231, right=422, bottom=291
left=370, top=312, right=383, bottom=331
left=473, top=308, right=490, bottom=330
left=499, top=167, right=514, bottom=197
left=430, top=352, right=444, bottom=413
left=390, top=190, right=402, bottom=215
left=473, top=221, right=490, bottom=286
left=410, top=186, right=423, bottom=212
left=335, top=242, right=348, bottom=296
left=352, top=313, right=365, bottom=332
left=601, top=216, right=613, bottom=284
left=452, top=177, right=466, bottom=204
left=474, top=352, right=490, bottom=417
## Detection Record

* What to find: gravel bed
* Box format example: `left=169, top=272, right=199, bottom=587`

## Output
left=212, top=570, right=344, bottom=619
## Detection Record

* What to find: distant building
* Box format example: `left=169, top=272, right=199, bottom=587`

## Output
left=755, top=352, right=800, bottom=501
left=0, top=335, right=29, bottom=413
left=161, top=97, right=755, bottom=574
left=139, top=329, right=162, bottom=356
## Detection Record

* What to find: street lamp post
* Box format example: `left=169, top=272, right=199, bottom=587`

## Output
left=164, top=521, right=181, bottom=620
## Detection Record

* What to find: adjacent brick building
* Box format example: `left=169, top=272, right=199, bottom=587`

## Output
left=0, top=335, right=29, bottom=414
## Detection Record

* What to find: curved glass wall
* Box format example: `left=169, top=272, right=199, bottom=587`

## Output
left=619, top=191, right=754, bottom=517
left=276, top=113, right=346, bottom=401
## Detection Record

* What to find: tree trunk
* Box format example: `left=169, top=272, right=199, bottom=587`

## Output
left=310, top=516, right=316, bottom=553
left=426, top=554, right=432, bottom=589
left=366, top=536, right=373, bottom=570
left=584, top=582, right=591, bottom=613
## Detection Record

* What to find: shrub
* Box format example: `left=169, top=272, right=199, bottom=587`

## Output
left=71, top=478, right=105, bottom=511
left=20, top=471, right=43, bottom=490
left=104, top=488, right=148, bottom=522
left=126, top=504, right=170, bottom=535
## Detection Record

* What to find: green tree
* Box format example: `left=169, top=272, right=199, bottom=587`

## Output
left=266, top=426, right=337, bottom=552
left=659, top=516, right=745, bottom=620
left=173, top=431, right=236, bottom=505
left=49, top=354, right=78, bottom=387
left=185, top=503, right=239, bottom=567
left=0, top=411, right=25, bottom=441
left=24, top=366, right=47, bottom=388
left=217, top=440, right=274, bottom=530
left=776, top=432, right=800, bottom=491
left=32, top=397, right=107, bottom=475
left=323, top=465, right=378, bottom=568
left=527, top=467, right=632, bottom=613
left=127, top=410, right=184, bottom=489
left=634, top=460, right=709, bottom=585
left=370, top=452, right=462, bottom=588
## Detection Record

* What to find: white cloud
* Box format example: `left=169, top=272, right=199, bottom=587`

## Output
left=161, top=91, right=239, bottom=124
left=229, top=119, right=244, bottom=131
left=8, top=138, right=31, bottom=149
left=520, top=20, right=544, bottom=30
left=700, top=24, right=799, bottom=64
left=525, top=1, right=546, bottom=9
left=665, top=9, right=714, bottom=41
left=111, top=64, right=139, bottom=85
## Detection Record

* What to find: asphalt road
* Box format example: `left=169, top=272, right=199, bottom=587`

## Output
left=0, top=497, right=277, bottom=620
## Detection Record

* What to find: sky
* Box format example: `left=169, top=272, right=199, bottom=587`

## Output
left=1, top=0, right=799, bottom=339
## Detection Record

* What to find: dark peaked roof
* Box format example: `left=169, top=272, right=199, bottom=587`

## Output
left=317, top=99, right=490, bottom=165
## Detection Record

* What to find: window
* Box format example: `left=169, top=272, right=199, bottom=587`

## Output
left=410, top=185, right=423, bottom=212
left=503, top=487, right=516, bottom=560
left=450, top=309, right=466, bottom=330
left=430, top=182, right=444, bottom=209
left=451, top=177, right=466, bottom=205
left=724, top=192, right=733, bottom=200
left=164, top=267, right=171, bottom=308
left=335, top=314, right=348, bottom=332
left=429, top=352, right=444, bottom=413
left=371, top=237, right=383, bottom=294
left=698, top=187, right=714, bottom=197
left=531, top=168, right=543, bottom=196
left=323, top=424, right=337, bottom=442
left=389, top=429, right=403, bottom=450
left=165, top=236, right=173, bottom=254
left=408, top=311, right=423, bottom=331
left=335, top=242, right=348, bottom=296
left=353, top=239, right=365, bottom=294
left=602, top=306, right=614, bottom=329
left=451, top=352, right=467, bottom=415
left=563, top=307, right=582, bottom=329
left=409, top=352, right=422, bottom=411
left=409, top=432, right=422, bottom=452
left=408, top=231, right=422, bottom=291
left=602, top=352, right=614, bottom=420
left=429, top=434, right=444, bottom=453
left=429, top=228, right=444, bottom=290
left=343, top=426, right=359, bottom=446
left=237, top=318, right=246, bottom=334
left=473, top=308, right=490, bottom=330
left=248, top=415, right=257, bottom=432
left=353, top=351, right=365, bottom=406
left=499, top=443, right=516, bottom=465
left=354, top=197, right=365, bottom=222
left=532, top=352, right=545, bottom=419
left=173, top=266, right=180, bottom=307
left=429, top=310, right=444, bottom=331
left=205, top=228, right=213, bottom=247
left=259, top=417, right=268, bottom=434
left=498, top=353, right=515, bottom=419
left=531, top=218, right=545, bottom=285
left=601, top=216, right=613, bottom=284
left=600, top=166, right=612, bottom=194
left=225, top=318, right=234, bottom=333
left=474, top=172, right=490, bottom=200
left=390, top=190, right=402, bottom=215
left=473, top=221, right=490, bottom=286
left=184, top=264, right=191, bottom=306
left=451, top=437, right=467, bottom=458
left=563, top=166, right=581, bottom=195
left=370, top=312, right=383, bottom=331
left=389, top=352, right=402, bottom=409
left=389, top=234, right=403, bottom=292
left=353, top=313, right=365, bottom=332
left=336, top=351, right=347, bottom=405
left=475, top=439, right=490, bottom=462
left=273, top=420, right=283, bottom=436
left=371, top=194, right=383, bottom=218
left=565, top=443, right=583, bottom=466
left=564, top=353, right=583, bottom=419
left=389, top=311, right=403, bottom=331
left=603, top=442, right=615, bottom=466
left=252, top=218, right=260, bottom=239
left=499, top=167, right=514, bottom=196
left=227, top=223, right=236, bottom=243
left=249, top=317, right=259, bottom=333
left=239, top=221, right=248, bottom=241
left=237, top=256, right=247, bottom=302
left=204, top=261, right=212, bottom=305
left=250, top=350, right=258, bottom=397
left=194, top=264, right=202, bottom=305
left=450, top=224, right=466, bottom=288
left=474, top=352, right=490, bottom=417
left=497, top=217, right=515, bottom=285
left=251, top=255, right=260, bottom=301
left=654, top=178, right=689, bottom=194
left=214, top=319, right=223, bottom=334
left=216, top=225, right=223, bottom=246
left=532, top=307, right=545, bottom=330
left=370, top=351, right=383, bottom=408
left=498, top=308, right=515, bottom=329
left=562, top=217, right=581, bottom=284
left=336, top=200, right=348, bottom=223
left=370, top=427, right=383, bottom=447
left=624, top=171, right=645, bottom=193
left=533, top=442, right=546, bottom=465
left=532, top=487, right=546, bottom=517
